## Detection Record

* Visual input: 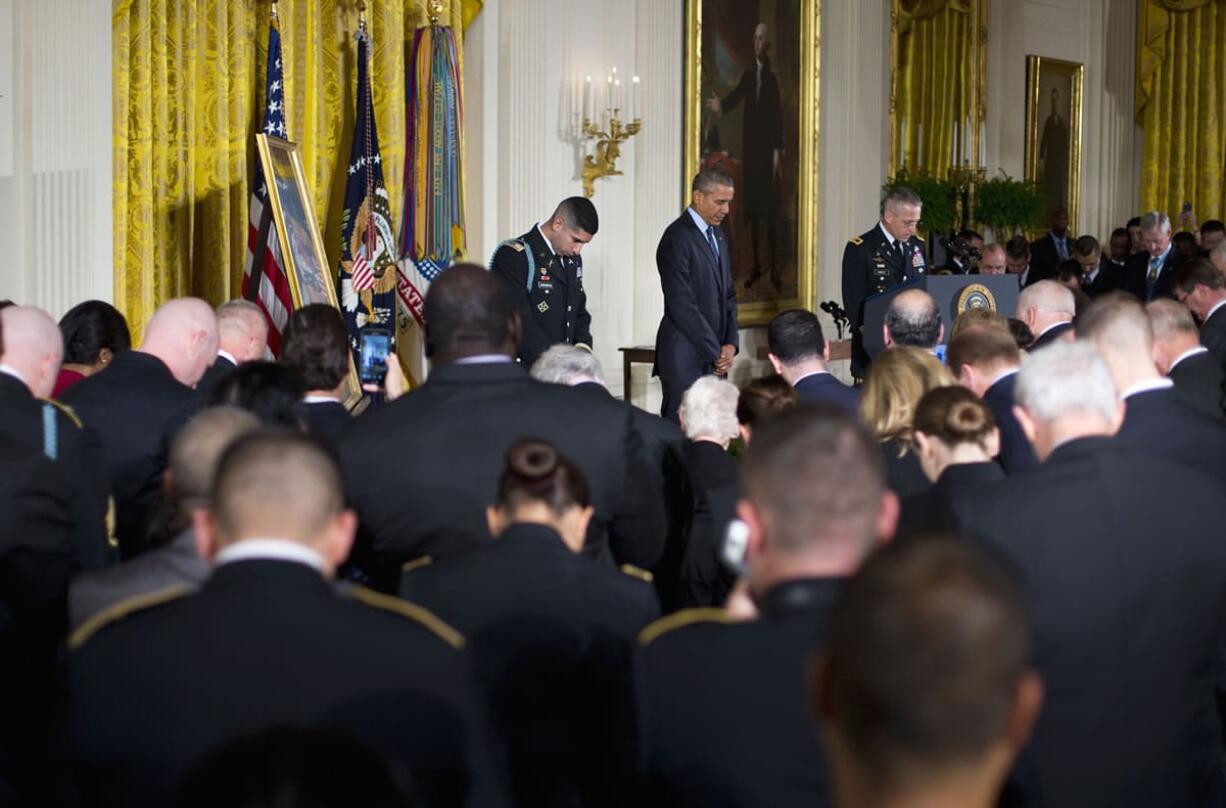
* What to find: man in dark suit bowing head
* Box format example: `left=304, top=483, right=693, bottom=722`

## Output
left=653, top=168, right=739, bottom=422
left=766, top=309, right=858, bottom=415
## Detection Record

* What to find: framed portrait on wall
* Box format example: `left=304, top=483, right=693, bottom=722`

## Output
left=1024, top=56, right=1084, bottom=232
left=255, top=133, right=361, bottom=407
left=684, top=0, right=819, bottom=328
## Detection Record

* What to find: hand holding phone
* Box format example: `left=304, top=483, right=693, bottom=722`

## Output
left=358, top=328, right=391, bottom=387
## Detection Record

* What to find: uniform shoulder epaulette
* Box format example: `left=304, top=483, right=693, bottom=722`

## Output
left=848, top=236, right=864, bottom=246
left=620, top=563, right=654, bottom=584
left=914, top=234, right=925, bottom=242
left=638, top=607, right=734, bottom=646
left=39, top=397, right=83, bottom=428
left=499, top=239, right=526, bottom=253
left=400, top=555, right=434, bottom=575
left=350, top=585, right=465, bottom=650
left=68, top=583, right=193, bottom=650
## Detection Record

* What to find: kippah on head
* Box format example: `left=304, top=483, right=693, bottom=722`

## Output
left=423, top=263, right=515, bottom=358
left=210, top=430, right=345, bottom=546
left=743, top=404, right=884, bottom=556
left=824, top=535, right=1030, bottom=787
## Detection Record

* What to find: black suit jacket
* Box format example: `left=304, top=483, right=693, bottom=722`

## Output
left=841, top=225, right=927, bottom=375
left=951, top=437, right=1226, bottom=807
left=1029, top=232, right=1072, bottom=285
left=793, top=372, right=859, bottom=415
left=1029, top=320, right=1074, bottom=352
left=401, top=523, right=658, bottom=808
left=60, top=351, right=199, bottom=557
left=68, top=559, right=502, bottom=808
left=0, top=373, right=111, bottom=568
left=636, top=578, right=840, bottom=808
left=194, top=354, right=237, bottom=400
left=718, top=59, right=782, bottom=214
left=677, top=440, right=740, bottom=610
left=982, top=372, right=1037, bottom=473
left=1169, top=350, right=1225, bottom=422
left=302, top=399, right=352, bottom=448
left=1202, top=304, right=1226, bottom=359
left=653, top=212, right=739, bottom=388
left=896, top=460, right=1004, bottom=538
left=1123, top=248, right=1183, bottom=301
left=1116, top=386, right=1226, bottom=488
left=881, top=438, right=930, bottom=498
left=340, top=361, right=667, bottom=575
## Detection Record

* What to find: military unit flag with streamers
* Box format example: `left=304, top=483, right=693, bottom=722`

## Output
left=241, top=10, right=293, bottom=356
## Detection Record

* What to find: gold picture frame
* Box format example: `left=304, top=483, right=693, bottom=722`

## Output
left=684, top=0, right=820, bottom=328
left=254, top=133, right=362, bottom=408
left=1024, top=56, right=1083, bottom=233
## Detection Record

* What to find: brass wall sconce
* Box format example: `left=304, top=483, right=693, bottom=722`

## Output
left=575, top=69, right=642, bottom=198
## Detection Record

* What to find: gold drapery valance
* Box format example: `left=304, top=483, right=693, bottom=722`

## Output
left=112, top=0, right=481, bottom=339
left=1136, top=0, right=1224, bottom=221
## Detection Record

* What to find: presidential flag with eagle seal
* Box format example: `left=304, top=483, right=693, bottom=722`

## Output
left=337, top=22, right=397, bottom=365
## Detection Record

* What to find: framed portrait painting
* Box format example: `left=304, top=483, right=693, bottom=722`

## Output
left=1024, top=56, right=1083, bottom=232
left=255, top=133, right=362, bottom=407
left=685, top=0, right=819, bottom=327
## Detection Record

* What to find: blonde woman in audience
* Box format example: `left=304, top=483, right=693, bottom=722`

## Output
left=860, top=346, right=954, bottom=497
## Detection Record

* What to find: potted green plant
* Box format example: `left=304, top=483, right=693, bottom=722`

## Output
left=974, top=173, right=1046, bottom=237
left=882, top=172, right=957, bottom=240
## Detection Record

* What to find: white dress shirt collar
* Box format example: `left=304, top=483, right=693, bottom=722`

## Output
left=217, top=349, right=238, bottom=366
left=987, top=367, right=1020, bottom=388
left=215, top=538, right=325, bottom=571
left=0, top=364, right=27, bottom=386
left=1120, top=377, right=1175, bottom=399
left=535, top=223, right=557, bottom=256
left=1207, top=298, right=1226, bottom=322
left=687, top=206, right=712, bottom=235
left=453, top=354, right=514, bottom=365
left=878, top=222, right=897, bottom=248
left=1168, top=346, right=1208, bottom=373
left=303, top=394, right=341, bottom=404
left=793, top=370, right=832, bottom=386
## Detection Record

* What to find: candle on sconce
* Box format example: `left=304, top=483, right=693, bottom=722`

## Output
left=632, top=75, right=640, bottom=121
left=614, top=78, right=622, bottom=118
left=962, top=118, right=970, bottom=165
left=979, top=121, right=987, bottom=169
left=899, top=116, right=907, bottom=165
left=950, top=122, right=957, bottom=166
left=584, top=76, right=593, bottom=123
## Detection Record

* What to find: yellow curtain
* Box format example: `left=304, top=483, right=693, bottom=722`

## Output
left=896, top=0, right=975, bottom=179
left=1136, top=0, right=1225, bottom=222
left=113, top=0, right=481, bottom=340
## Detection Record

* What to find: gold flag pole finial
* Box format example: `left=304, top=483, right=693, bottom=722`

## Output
left=270, top=0, right=278, bottom=21
left=428, top=0, right=444, bottom=26
left=356, top=0, right=367, bottom=32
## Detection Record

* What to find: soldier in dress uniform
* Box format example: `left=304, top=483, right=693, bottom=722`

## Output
left=841, top=186, right=928, bottom=378
left=490, top=196, right=597, bottom=368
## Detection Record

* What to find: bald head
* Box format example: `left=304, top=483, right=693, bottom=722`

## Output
left=1076, top=292, right=1159, bottom=389
left=216, top=300, right=269, bottom=362
left=141, top=298, right=219, bottom=388
left=1147, top=299, right=1201, bottom=375
left=202, top=431, right=354, bottom=575
left=0, top=306, right=64, bottom=397
left=1016, top=280, right=1074, bottom=337
left=169, top=406, right=261, bottom=514
left=884, top=289, right=943, bottom=349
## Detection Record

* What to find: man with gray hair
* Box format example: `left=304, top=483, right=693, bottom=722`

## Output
left=1124, top=210, right=1182, bottom=300
left=842, top=186, right=928, bottom=377
left=1147, top=298, right=1224, bottom=420
left=883, top=288, right=943, bottom=351
left=654, top=169, right=740, bottom=422
left=62, top=297, right=218, bottom=556
left=68, top=406, right=261, bottom=629
left=197, top=300, right=269, bottom=395
left=1077, top=291, right=1226, bottom=487
left=1015, top=280, right=1075, bottom=350
left=951, top=339, right=1226, bottom=807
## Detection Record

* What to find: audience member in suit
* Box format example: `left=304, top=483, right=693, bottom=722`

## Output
left=0, top=306, right=112, bottom=568
left=400, top=439, right=658, bottom=808
left=1006, top=317, right=1034, bottom=351
left=67, top=431, right=503, bottom=808
left=897, top=387, right=1004, bottom=538
left=1172, top=252, right=1226, bottom=358
left=675, top=376, right=742, bottom=610
left=1200, top=219, right=1226, bottom=256
left=1148, top=298, right=1225, bottom=421
left=209, top=361, right=308, bottom=431
left=812, top=537, right=1042, bottom=808
left=1016, top=280, right=1075, bottom=351
left=1106, top=227, right=1132, bottom=272
left=61, top=298, right=216, bottom=558
left=653, top=168, right=739, bottom=422
left=861, top=346, right=953, bottom=497
left=281, top=304, right=355, bottom=447
left=340, top=264, right=666, bottom=585
left=950, top=340, right=1226, bottom=807
left=68, top=407, right=261, bottom=630
left=531, top=345, right=690, bottom=612
left=636, top=405, right=898, bottom=808
left=1174, top=229, right=1200, bottom=261
left=1004, top=235, right=1035, bottom=288
left=1123, top=211, right=1183, bottom=300
left=977, top=242, right=1008, bottom=277
left=947, top=325, right=1037, bottom=472
left=172, top=727, right=416, bottom=808
left=1127, top=215, right=1144, bottom=256
left=766, top=309, right=858, bottom=414
left=1079, top=292, right=1226, bottom=489
left=53, top=300, right=130, bottom=399
left=1028, top=207, right=1074, bottom=285
left=1055, top=264, right=1093, bottom=316
left=883, top=288, right=944, bottom=352
left=196, top=301, right=268, bottom=399
left=1065, top=234, right=1114, bottom=298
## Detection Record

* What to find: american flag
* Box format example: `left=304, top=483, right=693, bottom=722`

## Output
left=241, top=13, right=292, bottom=356
left=351, top=247, right=374, bottom=292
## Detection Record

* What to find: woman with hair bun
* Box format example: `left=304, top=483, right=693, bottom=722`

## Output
left=897, top=386, right=1005, bottom=538
left=398, top=438, right=660, bottom=807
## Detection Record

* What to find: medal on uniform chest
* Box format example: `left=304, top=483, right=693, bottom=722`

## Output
left=912, top=249, right=926, bottom=273
left=538, top=301, right=550, bottom=313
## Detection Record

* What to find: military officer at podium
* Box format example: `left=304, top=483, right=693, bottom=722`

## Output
left=842, top=186, right=928, bottom=378
left=491, top=196, right=598, bottom=368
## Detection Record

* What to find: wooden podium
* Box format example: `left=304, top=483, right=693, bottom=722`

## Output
left=862, top=275, right=1020, bottom=360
